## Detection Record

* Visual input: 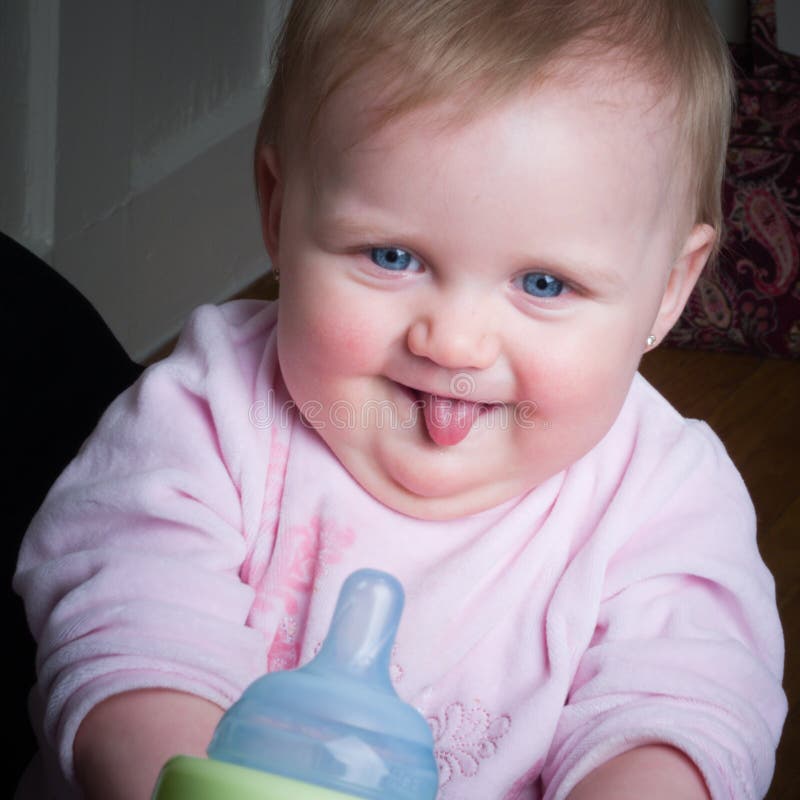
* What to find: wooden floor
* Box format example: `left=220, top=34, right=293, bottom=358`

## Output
left=639, top=347, right=799, bottom=799
left=198, top=276, right=800, bottom=797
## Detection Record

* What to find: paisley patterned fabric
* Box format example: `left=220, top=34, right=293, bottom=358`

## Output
left=667, top=0, right=800, bottom=358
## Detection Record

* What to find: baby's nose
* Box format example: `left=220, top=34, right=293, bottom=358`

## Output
left=407, top=298, right=500, bottom=370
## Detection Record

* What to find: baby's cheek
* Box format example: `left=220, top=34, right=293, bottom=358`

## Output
left=326, top=313, right=381, bottom=368
left=286, top=297, right=385, bottom=376
left=515, top=352, right=612, bottom=429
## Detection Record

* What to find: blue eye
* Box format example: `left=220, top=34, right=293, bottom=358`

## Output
left=370, top=247, right=419, bottom=271
left=522, top=272, right=564, bottom=298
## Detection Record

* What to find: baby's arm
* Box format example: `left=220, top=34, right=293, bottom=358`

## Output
left=74, top=689, right=223, bottom=800
left=14, top=305, right=280, bottom=793
left=541, top=417, right=786, bottom=798
left=566, top=745, right=710, bottom=799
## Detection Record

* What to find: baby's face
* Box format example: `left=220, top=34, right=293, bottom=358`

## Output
left=263, top=65, right=712, bottom=519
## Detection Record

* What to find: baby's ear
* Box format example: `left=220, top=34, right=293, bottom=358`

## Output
left=256, top=145, right=284, bottom=264
left=651, top=223, right=716, bottom=342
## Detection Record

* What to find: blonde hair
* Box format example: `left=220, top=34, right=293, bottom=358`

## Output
left=256, top=0, right=734, bottom=249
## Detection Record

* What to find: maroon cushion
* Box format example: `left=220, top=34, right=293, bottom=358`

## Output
left=665, top=0, right=800, bottom=358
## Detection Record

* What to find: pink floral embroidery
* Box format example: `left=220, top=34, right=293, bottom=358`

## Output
left=389, top=646, right=404, bottom=683
left=265, top=514, right=356, bottom=670
left=427, top=701, right=511, bottom=791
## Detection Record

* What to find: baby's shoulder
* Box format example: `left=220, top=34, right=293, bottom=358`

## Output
left=148, top=299, right=279, bottom=387
left=619, top=372, right=749, bottom=504
left=628, top=371, right=726, bottom=451
left=178, top=298, right=278, bottom=355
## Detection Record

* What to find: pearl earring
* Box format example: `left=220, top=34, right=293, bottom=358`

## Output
left=646, top=334, right=656, bottom=347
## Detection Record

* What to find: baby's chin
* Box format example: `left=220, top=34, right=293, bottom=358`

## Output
left=376, top=479, right=526, bottom=521
left=338, top=441, right=531, bottom=521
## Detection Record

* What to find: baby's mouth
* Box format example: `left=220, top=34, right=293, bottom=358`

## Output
left=398, top=382, right=496, bottom=447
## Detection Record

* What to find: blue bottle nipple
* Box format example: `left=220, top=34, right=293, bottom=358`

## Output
left=207, top=569, right=439, bottom=799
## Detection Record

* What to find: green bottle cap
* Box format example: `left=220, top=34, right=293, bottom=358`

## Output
left=154, top=755, right=364, bottom=800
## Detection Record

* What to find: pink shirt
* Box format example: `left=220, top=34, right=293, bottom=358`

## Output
left=15, top=300, right=786, bottom=799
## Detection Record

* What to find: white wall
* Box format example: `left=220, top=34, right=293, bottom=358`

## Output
left=2, top=0, right=285, bottom=361
left=0, top=0, right=30, bottom=240
left=1, top=0, right=59, bottom=256
left=707, top=0, right=750, bottom=42
left=1, top=0, right=798, bottom=361
left=707, top=0, right=800, bottom=50
left=776, top=0, right=800, bottom=55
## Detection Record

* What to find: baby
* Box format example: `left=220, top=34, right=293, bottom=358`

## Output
left=14, top=1, right=787, bottom=798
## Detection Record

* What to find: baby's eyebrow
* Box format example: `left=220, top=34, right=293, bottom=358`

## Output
left=316, top=211, right=396, bottom=239
left=313, top=213, right=422, bottom=250
left=531, top=255, right=626, bottom=291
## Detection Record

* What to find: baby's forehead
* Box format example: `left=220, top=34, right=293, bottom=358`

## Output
left=311, top=59, right=684, bottom=184
left=299, top=62, right=690, bottom=261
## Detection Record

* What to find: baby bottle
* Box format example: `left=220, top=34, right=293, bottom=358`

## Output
left=152, top=568, right=439, bottom=799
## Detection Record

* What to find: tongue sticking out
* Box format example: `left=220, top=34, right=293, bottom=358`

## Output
left=422, top=393, right=483, bottom=446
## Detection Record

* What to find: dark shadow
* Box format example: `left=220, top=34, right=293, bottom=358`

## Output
left=1, top=230, right=143, bottom=796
